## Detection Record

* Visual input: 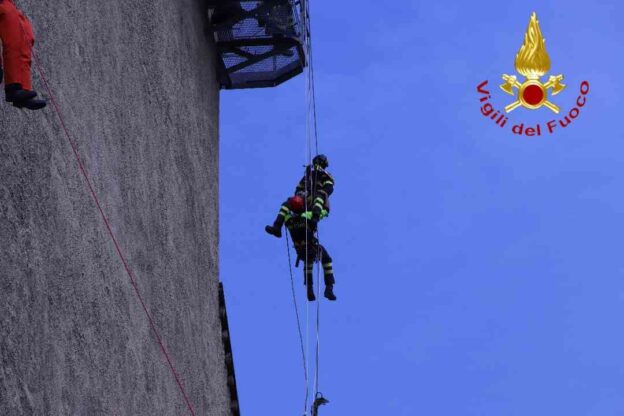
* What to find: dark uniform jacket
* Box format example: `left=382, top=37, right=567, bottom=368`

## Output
left=295, top=165, right=335, bottom=213
left=285, top=211, right=318, bottom=245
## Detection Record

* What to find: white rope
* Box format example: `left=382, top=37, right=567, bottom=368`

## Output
left=294, top=0, right=323, bottom=412
left=301, top=0, right=325, bottom=407
left=302, top=2, right=313, bottom=412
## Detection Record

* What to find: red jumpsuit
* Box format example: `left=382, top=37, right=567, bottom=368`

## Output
left=0, top=0, right=35, bottom=91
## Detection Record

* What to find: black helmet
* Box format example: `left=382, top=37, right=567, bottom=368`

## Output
left=312, top=154, right=329, bottom=169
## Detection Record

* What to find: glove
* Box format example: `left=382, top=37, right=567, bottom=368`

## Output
left=301, top=211, right=319, bottom=226
left=311, top=212, right=320, bottom=223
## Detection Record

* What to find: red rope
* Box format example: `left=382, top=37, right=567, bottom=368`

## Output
left=31, top=53, right=197, bottom=416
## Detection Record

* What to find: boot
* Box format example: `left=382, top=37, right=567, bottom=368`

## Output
left=13, top=97, right=47, bottom=110
left=264, top=224, right=282, bottom=238
left=5, top=83, right=46, bottom=110
left=324, top=285, right=336, bottom=301
left=264, top=214, right=285, bottom=238
left=307, top=284, right=316, bottom=302
left=5, top=83, right=36, bottom=103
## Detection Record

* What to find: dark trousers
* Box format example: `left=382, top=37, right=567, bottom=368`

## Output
left=295, top=241, right=334, bottom=287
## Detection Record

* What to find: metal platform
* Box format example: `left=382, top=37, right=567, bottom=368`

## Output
left=207, top=0, right=306, bottom=89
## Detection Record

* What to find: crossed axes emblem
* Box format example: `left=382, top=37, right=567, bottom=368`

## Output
left=500, top=74, right=565, bottom=113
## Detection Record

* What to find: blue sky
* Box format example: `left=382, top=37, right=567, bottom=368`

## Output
left=220, top=1, right=624, bottom=415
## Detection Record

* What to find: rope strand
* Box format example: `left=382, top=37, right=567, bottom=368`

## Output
left=285, top=233, right=310, bottom=414
left=301, top=0, right=324, bottom=409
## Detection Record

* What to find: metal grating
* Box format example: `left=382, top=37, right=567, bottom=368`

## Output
left=208, top=0, right=306, bottom=89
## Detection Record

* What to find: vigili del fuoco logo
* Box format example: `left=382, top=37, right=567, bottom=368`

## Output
left=476, top=12, right=589, bottom=137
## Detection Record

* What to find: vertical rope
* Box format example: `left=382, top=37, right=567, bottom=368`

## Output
left=301, top=0, right=324, bottom=407
left=285, top=233, right=309, bottom=414
left=301, top=1, right=314, bottom=414
left=314, top=245, right=321, bottom=395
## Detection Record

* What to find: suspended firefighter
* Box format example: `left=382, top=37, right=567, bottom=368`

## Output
left=281, top=193, right=336, bottom=302
left=265, top=154, right=334, bottom=238
left=0, top=0, right=46, bottom=110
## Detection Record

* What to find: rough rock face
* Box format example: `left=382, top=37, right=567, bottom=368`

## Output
left=0, top=0, right=228, bottom=414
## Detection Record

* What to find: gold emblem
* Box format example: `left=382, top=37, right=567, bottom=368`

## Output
left=500, top=12, right=565, bottom=113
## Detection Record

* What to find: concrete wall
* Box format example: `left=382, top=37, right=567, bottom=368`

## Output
left=0, top=0, right=228, bottom=414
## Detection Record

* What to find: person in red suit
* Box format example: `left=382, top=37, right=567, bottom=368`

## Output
left=0, top=0, right=45, bottom=110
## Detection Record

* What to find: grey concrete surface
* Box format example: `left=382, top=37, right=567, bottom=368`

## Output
left=0, top=1, right=229, bottom=415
